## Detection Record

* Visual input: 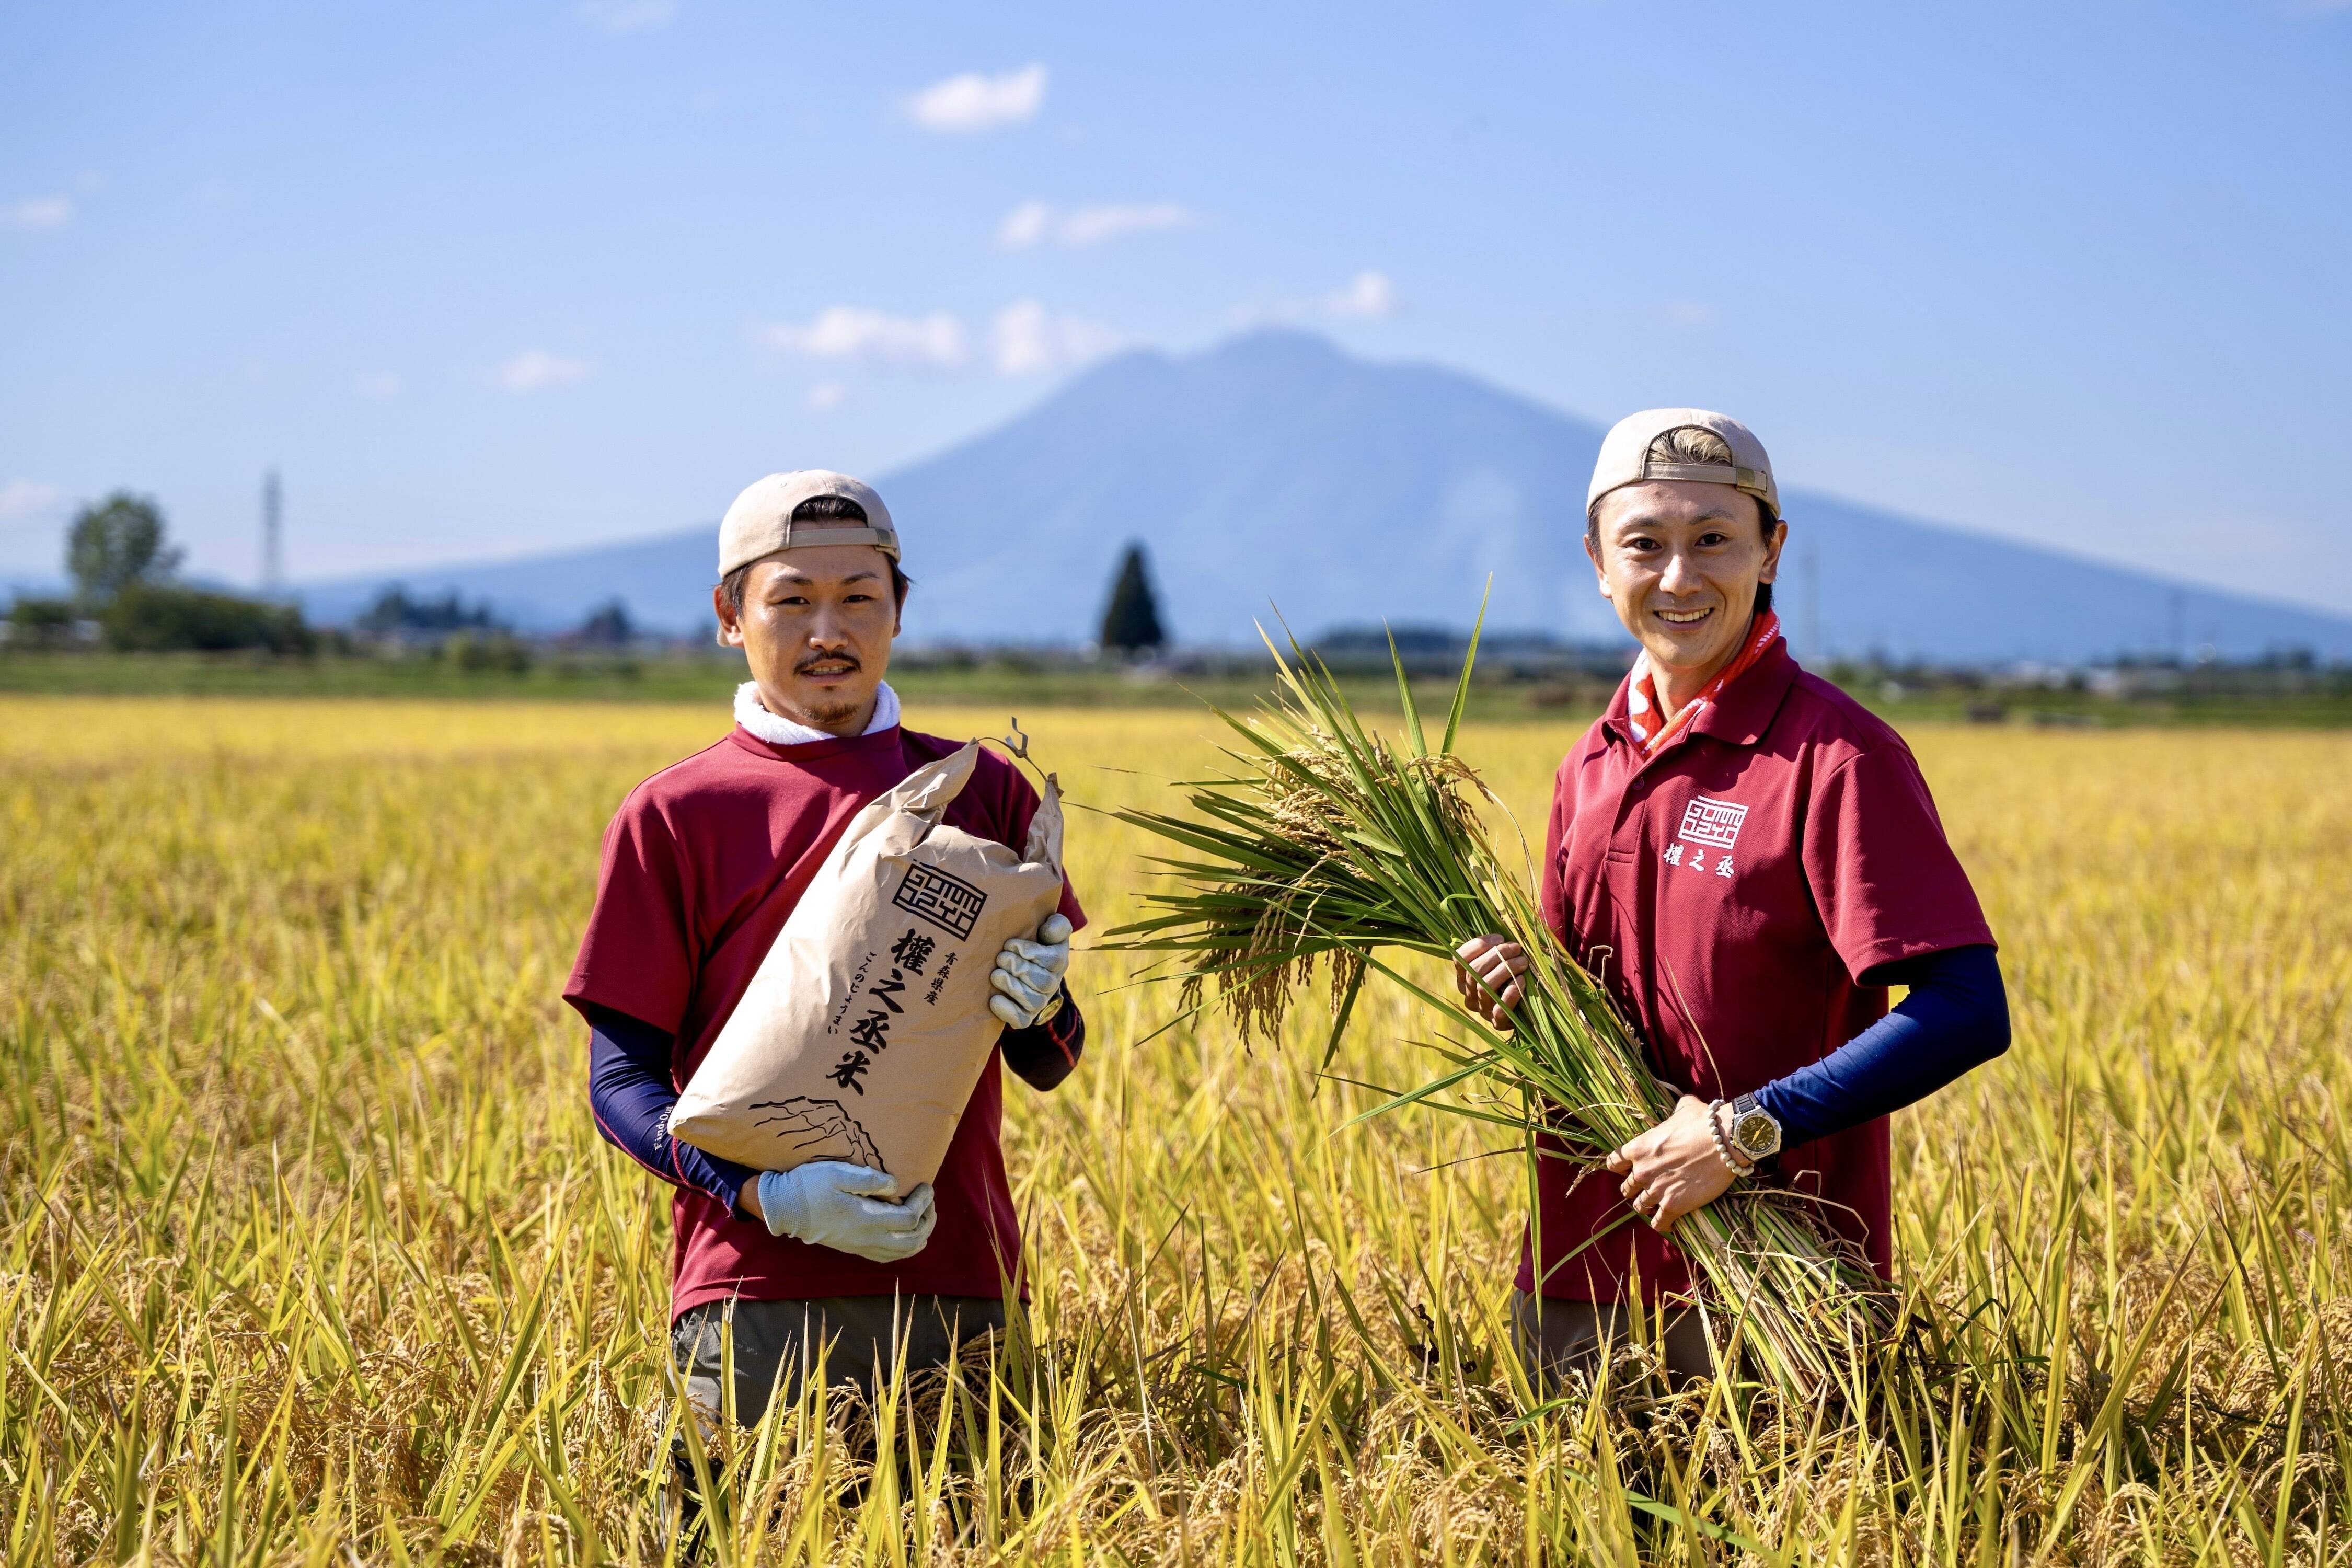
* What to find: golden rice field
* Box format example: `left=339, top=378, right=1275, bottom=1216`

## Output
left=5, top=693, right=2352, bottom=1565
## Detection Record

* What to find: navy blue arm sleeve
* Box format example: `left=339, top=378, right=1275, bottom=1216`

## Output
left=1000, top=985, right=1087, bottom=1091
left=1751, top=945, right=2009, bottom=1148
left=585, top=1004, right=757, bottom=1216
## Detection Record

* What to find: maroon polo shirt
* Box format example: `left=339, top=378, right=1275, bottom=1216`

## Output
left=564, top=723, right=1085, bottom=1321
left=1520, top=633, right=1992, bottom=1304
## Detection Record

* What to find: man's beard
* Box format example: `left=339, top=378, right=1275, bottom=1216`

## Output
left=791, top=655, right=866, bottom=730
left=800, top=694, right=862, bottom=728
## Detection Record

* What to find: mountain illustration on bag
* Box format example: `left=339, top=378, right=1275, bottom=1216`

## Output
left=747, top=1096, right=885, bottom=1172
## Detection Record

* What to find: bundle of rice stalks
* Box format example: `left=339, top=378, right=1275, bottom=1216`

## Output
left=1106, top=622, right=1897, bottom=1404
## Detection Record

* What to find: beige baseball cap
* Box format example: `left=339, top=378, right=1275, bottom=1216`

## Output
left=1586, top=408, right=1779, bottom=521
left=717, top=470, right=900, bottom=578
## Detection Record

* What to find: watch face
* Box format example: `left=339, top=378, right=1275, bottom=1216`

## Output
left=1735, top=1116, right=1777, bottom=1156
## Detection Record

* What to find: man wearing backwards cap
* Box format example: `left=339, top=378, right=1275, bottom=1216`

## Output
left=1455, top=412, right=2011, bottom=1381
left=563, top=471, right=1087, bottom=1440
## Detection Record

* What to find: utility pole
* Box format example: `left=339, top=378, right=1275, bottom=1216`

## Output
left=1803, top=545, right=1820, bottom=663
left=261, top=469, right=283, bottom=595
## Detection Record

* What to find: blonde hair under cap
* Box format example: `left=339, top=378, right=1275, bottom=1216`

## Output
left=1586, top=409, right=1779, bottom=521
left=717, top=470, right=900, bottom=579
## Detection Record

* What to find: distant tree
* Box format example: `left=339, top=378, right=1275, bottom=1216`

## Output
left=578, top=598, right=634, bottom=647
left=1097, top=541, right=1167, bottom=655
left=356, top=585, right=501, bottom=638
left=6, top=597, right=82, bottom=648
left=66, top=492, right=181, bottom=605
left=102, top=584, right=312, bottom=654
left=442, top=630, right=532, bottom=674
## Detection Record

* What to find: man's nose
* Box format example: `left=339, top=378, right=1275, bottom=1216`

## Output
left=1658, top=549, right=1703, bottom=594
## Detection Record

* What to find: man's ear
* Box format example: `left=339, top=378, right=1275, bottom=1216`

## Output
left=1583, top=528, right=1612, bottom=598
left=712, top=583, right=746, bottom=648
left=1759, top=515, right=1790, bottom=584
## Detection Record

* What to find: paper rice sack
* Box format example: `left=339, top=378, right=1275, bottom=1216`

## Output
left=670, top=740, right=1066, bottom=1194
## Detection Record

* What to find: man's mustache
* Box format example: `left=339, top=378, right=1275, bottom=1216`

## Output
left=795, top=651, right=862, bottom=675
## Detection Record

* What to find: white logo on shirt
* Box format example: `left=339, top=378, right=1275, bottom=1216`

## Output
left=1677, top=796, right=1748, bottom=849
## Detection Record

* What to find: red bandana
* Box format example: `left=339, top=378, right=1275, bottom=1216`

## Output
left=1625, top=609, right=1783, bottom=757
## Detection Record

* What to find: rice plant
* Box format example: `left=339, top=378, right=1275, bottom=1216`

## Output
left=1103, top=629, right=1893, bottom=1403
left=3, top=694, right=2350, bottom=1562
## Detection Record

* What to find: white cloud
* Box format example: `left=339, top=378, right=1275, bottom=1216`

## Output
left=495, top=349, right=593, bottom=392
left=355, top=372, right=402, bottom=397
left=991, top=299, right=1122, bottom=376
left=754, top=306, right=968, bottom=367
left=1, top=195, right=72, bottom=233
left=0, top=479, right=62, bottom=520
left=903, top=63, right=1046, bottom=133
left=1327, top=270, right=1399, bottom=319
left=752, top=302, right=1117, bottom=378
left=996, top=200, right=1054, bottom=249
left=806, top=382, right=845, bottom=411
left=997, top=200, right=1198, bottom=249
left=579, top=0, right=676, bottom=31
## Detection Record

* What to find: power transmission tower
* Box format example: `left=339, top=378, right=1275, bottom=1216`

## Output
left=261, top=469, right=283, bottom=595
left=1803, top=545, right=1820, bottom=662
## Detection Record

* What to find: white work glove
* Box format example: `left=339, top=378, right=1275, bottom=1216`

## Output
left=988, top=913, right=1073, bottom=1029
left=754, top=1163, right=937, bottom=1263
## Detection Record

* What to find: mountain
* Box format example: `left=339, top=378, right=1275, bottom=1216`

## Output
left=297, top=331, right=2352, bottom=664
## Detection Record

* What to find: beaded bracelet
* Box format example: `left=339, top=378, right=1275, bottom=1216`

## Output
left=1706, top=1099, right=1754, bottom=1179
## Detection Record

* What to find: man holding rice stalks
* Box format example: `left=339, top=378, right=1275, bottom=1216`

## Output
left=563, top=472, right=1087, bottom=1449
left=1455, top=410, right=2010, bottom=1384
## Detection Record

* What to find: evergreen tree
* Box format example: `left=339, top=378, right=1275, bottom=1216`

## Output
left=579, top=598, right=635, bottom=646
left=1097, top=541, right=1167, bottom=655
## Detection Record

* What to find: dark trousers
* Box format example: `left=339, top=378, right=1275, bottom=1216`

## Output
left=670, top=1294, right=1008, bottom=1427
left=1511, top=1289, right=1716, bottom=1388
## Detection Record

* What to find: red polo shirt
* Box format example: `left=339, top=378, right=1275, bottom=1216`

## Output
left=1520, top=633, right=1992, bottom=1304
left=564, top=723, right=1085, bottom=1322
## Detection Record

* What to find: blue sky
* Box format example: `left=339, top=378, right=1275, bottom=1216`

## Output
left=3, top=2, right=2348, bottom=611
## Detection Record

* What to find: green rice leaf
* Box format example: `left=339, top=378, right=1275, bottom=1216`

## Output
left=1440, top=583, right=1490, bottom=756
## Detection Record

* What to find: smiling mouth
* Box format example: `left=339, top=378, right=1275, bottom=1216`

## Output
left=1655, top=607, right=1715, bottom=626
left=797, top=658, right=860, bottom=678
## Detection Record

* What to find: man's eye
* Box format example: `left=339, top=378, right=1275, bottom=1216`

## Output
left=1698, top=531, right=1731, bottom=547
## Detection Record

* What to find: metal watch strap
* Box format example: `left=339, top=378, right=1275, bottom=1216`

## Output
left=1730, top=1092, right=1782, bottom=1162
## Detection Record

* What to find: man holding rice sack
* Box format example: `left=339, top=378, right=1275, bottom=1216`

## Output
left=1455, top=410, right=2010, bottom=1383
left=564, top=470, right=1087, bottom=1430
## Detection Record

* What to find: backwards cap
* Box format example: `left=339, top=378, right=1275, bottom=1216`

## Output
left=1586, top=408, right=1779, bottom=520
left=717, top=470, right=900, bottom=578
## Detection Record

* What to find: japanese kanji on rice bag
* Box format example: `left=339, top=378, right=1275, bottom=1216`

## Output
left=669, top=740, right=1066, bottom=1193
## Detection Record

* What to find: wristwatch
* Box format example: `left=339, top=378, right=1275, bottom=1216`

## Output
left=1727, top=1093, right=1783, bottom=1164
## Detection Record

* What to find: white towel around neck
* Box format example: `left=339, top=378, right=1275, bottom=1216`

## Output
left=733, top=679, right=901, bottom=747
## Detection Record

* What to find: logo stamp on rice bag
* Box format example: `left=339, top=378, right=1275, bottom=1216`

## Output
left=892, top=863, right=988, bottom=940
left=670, top=741, right=1065, bottom=1194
